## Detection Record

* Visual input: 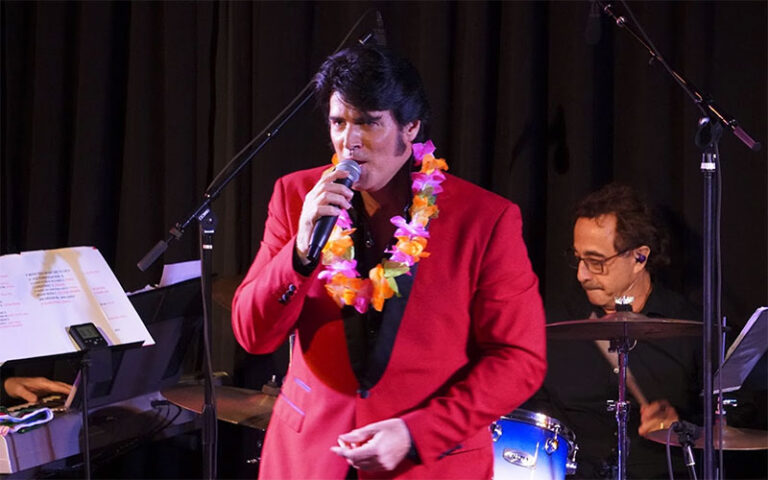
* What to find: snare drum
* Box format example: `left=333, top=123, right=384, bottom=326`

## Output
left=491, top=409, right=578, bottom=480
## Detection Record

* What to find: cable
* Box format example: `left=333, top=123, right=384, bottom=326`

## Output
left=666, top=422, right=675, bottom=480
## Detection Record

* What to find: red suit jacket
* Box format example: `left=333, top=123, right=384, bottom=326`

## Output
left=232, top=165, right=546, bottom=479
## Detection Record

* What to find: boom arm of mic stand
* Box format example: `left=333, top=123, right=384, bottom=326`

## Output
left=137, top=20, right=379, bottom=273
left=595, top=1, right=761, bottom=152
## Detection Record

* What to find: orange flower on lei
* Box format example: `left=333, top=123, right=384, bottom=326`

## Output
left=394, top=236, right=429, bottom=261
left=369, top=264, right=395, bottom=312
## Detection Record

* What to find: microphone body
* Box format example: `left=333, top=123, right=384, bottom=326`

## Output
left=306, top=159, right=361, bottom=263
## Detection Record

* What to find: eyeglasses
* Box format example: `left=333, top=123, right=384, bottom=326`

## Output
left=566, top=248, right=632, bottom=275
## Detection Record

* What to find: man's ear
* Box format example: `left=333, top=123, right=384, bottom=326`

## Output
left=403, top=120, right=421, bottom=143
left=633, top=245, right=651, bottom=272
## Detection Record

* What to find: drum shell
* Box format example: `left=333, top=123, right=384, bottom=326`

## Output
left=492, top=410, right=577, bottom=480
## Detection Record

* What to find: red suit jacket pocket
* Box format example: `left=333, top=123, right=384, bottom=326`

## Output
left=272, top=376, right=312, bottom=433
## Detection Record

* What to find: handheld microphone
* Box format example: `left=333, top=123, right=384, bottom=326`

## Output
left=306, top=159, right=361, bottom=263
left=585, top=0, right=602, bottom=45
left=374, top=11, right=387, bottom=47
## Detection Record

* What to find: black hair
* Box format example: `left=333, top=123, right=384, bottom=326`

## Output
left=572, top=183, right=670, bottom=274
left=313, top=45, right=430, bottom=142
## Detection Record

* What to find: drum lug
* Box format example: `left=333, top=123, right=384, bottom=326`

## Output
left=544, top=436, right=559, bottom=454
left=544, top=424, right=561, bottom=454
left=566, top=459, right=578, bottom=475
left=490, top=422, right=502, bottom=442
left=566, top=443, right=579, bottom=475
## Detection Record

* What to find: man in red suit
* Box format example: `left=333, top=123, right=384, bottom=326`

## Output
left=232, top=45, right=546, bottom=479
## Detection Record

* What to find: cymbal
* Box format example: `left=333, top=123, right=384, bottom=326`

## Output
left=644, top=422, right=768, bottom=450
left=162, top=384, right=276, bottom=430
left=212, top=275, right=245, bottom=311
left=547, top=312, right=702, bottom=340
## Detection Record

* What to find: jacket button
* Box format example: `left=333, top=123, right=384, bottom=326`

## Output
left=357, top=389, right=370, bottom=399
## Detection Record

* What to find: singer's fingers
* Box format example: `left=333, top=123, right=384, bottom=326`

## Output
left=314, top=171, right=353, bottom=198
left=322, top=166, right=352, bottom=183
left=316, top=191, right=352, bottom=211
left=315, top=203, right=346, bottom=219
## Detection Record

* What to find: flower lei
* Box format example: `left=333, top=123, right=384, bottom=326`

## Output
left=318, top=140, right=449, bottom=313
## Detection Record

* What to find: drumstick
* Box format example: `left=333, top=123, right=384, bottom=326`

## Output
left=594, top=339, right=649, bottom=407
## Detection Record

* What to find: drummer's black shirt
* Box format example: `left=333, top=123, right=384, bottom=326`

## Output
left=523, top=284, right=702, bottom=479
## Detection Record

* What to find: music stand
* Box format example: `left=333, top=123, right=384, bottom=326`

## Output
left=712, top=307, right=767, bottom=394
left=65, top=277, right=203, bottom=409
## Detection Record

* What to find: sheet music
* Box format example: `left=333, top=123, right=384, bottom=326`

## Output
left=159, top=260, right=201, bottom=287
left=713, top=306, right=767, bottom=393
left=127, top=260, right=201, bottom=295
left=0, top=246, right=154, bottom=365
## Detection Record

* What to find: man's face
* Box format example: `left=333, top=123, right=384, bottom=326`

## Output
left=573, top=214, right=643, bottom=312
left=328, top=92, right=419, bottom=192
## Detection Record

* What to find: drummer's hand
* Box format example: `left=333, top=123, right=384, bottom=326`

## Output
left=638, top=399, right=679, bottom=436
left=3, top=377, right=72, bottom=403
left=296, top=167, right=354, bottom=264
left=330, top=418, right=412, bottom=471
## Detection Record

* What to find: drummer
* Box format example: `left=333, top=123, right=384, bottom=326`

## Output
left=524, top=183, right=701, bottom=479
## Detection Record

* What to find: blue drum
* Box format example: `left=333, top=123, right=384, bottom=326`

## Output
left=491, top=409, right=578, bottom=480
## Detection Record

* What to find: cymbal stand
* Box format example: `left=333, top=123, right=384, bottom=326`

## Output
left=594, top=3, right=762, bottom=479
left=608, top=335, right=634, bottom=480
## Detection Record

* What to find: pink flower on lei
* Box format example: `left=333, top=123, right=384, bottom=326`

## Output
left=390, top=215, right=430, bottom=239
left=336, top=209, right=353, bottom=229
left=387, top=249, right=416, bottom=267
left=411, top=170, right=446, bottom=194
left=412, top=140, right=436, bottom=165
left=317, top=259, right=359, bottom=280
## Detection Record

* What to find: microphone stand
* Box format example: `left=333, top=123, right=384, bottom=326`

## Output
left=673, top=421, right=701, bottom=480
left=594, top=3, right=762, bottom=479
left=79, top=353, right=92, bottom=480
left=136, top=10, right=379, bottom=480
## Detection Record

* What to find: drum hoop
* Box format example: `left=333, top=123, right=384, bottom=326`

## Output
left=502, top=409, right=576, bottom=443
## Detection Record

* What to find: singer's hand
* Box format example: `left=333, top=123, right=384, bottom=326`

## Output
left=330, top=418, right=412, bottom=472
left=296, top=167, right=355, bottom=263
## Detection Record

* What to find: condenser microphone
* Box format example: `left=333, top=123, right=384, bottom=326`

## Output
left=585, top=0, right=602, bottom=45
left=306, top=159, right=361, bottom=263
left=374, top=11, right=387, bottom=47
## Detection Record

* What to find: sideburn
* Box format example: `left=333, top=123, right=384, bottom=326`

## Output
left=395, top=132, right=407, bottom=156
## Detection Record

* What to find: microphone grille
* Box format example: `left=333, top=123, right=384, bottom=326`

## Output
left=336, top=159, right=361, bottom=183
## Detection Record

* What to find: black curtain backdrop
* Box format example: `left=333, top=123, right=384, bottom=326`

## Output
left=2, top=2, right=766, bottom=361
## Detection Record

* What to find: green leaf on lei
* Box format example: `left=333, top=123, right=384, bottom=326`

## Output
left=387, top=276, right=401, bottom=297
left=381, top=259, right=409, bottom=278
left=341, top=246, right=355, bottom=261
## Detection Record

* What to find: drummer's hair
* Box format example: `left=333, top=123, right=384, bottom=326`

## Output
left=313, top=44, right=430, bottom=142
left=573, top=183, right=670, bottom=274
